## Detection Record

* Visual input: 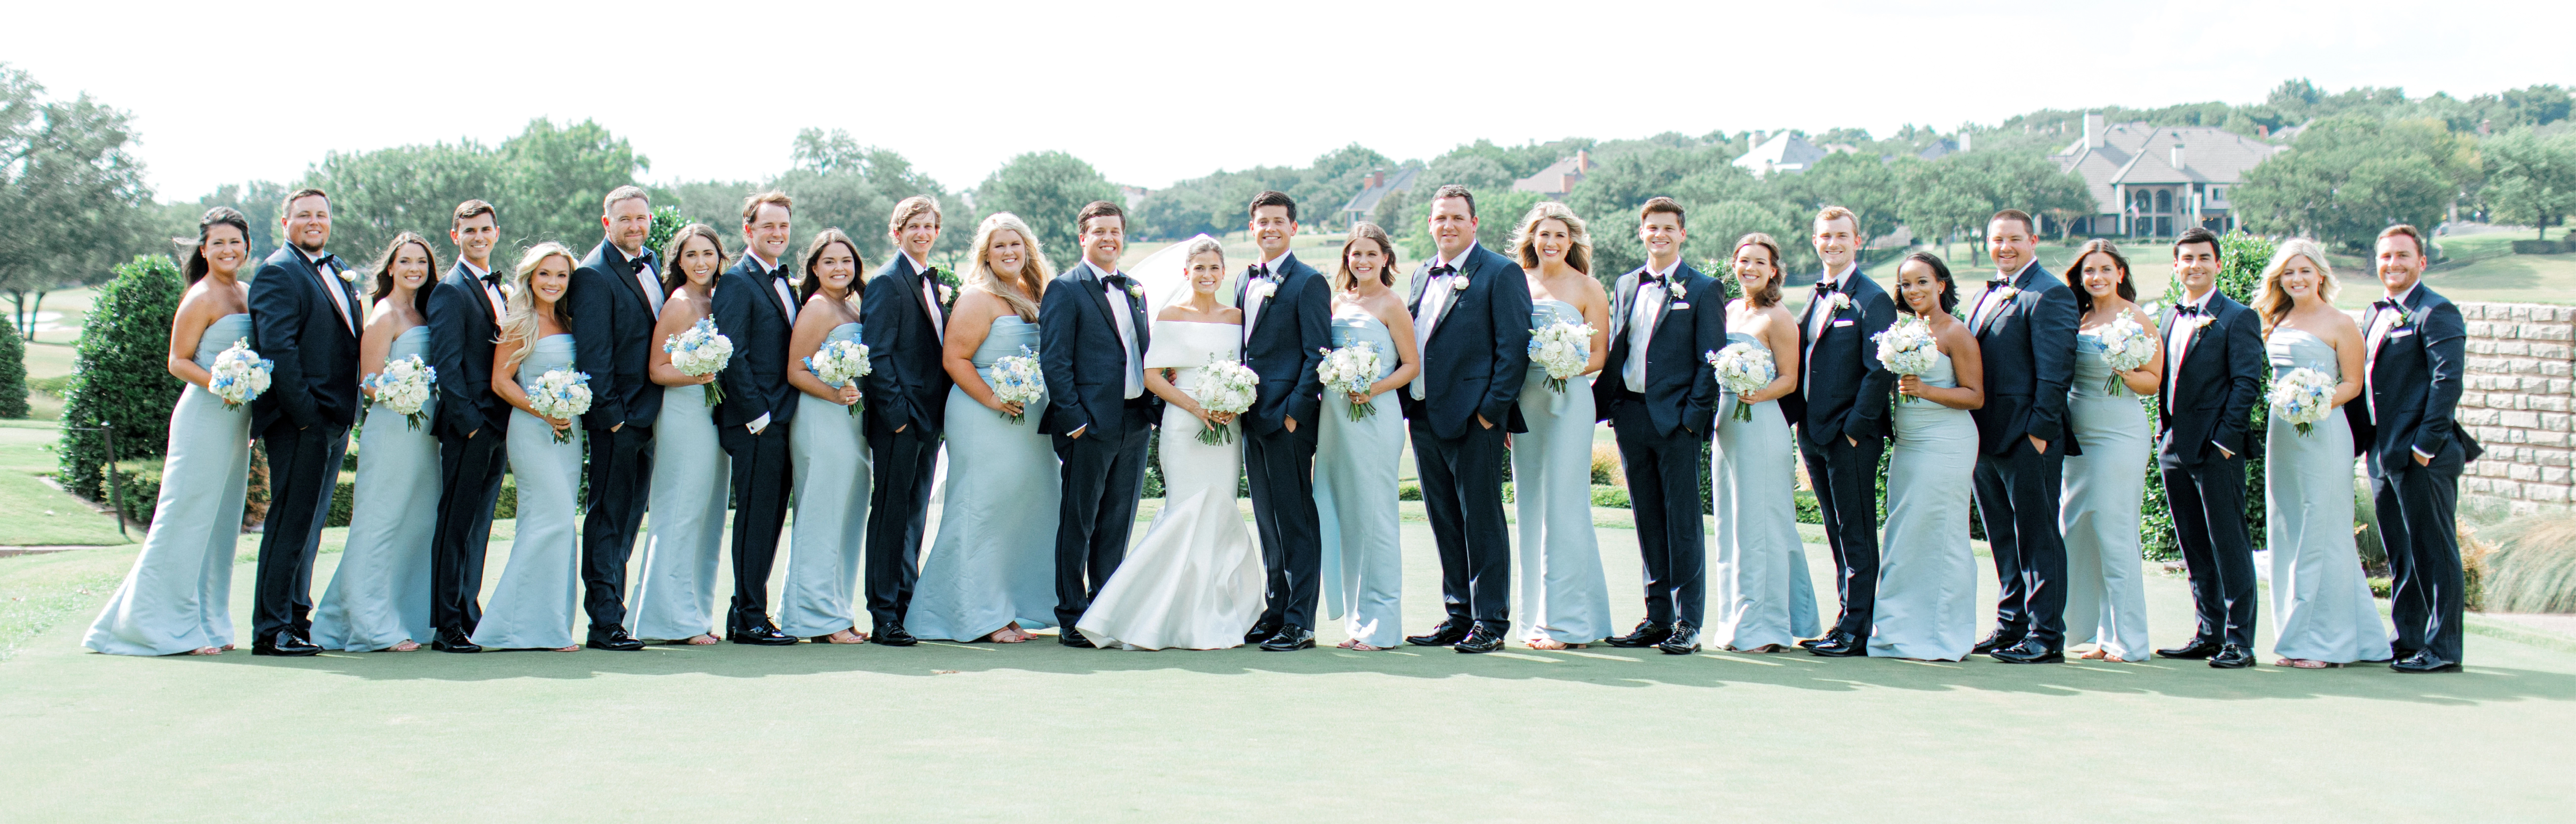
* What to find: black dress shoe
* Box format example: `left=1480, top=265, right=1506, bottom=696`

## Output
left=1971, top=630, right=2023, bottom=656
left=1990, top=639, right=2064, bottom=664
left=2208, top=643, right=2255, bottom=669
left=1656, top=622, right=1701, bottom=655
left=1407, top=621, right=1468, bottom=647
left=1058, top=628, right=1097, bottom=648
left=2390, top=650, right=2462, bottom=673
left=2155, top=637, right=2222, bottom=660
left=251, top=630, right=321, bottom=657
left=1806, top=631, right=1866, bottom=657
left=1604, top=620, right=1672, bottom=648
left=871, top=623, right=919, bottom=646
left=430, top=629, right=481, bottom=654
left=1244, top=623, right=1282, bottom=646
left=1453, top=624, right=1503, bottom=654
left=1259, top=627, right=1315, bottom=651
left=585, top=627, right=645, bottom=651
left=728, top=623, right=798, bottom=646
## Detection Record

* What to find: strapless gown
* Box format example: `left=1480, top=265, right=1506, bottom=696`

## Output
left=1314, top=310, right=1405, bottom=648
left=1511, top=299, right=1611, bottom=645
left=2264, top=328, right=2392, bottom=663
left=313, top=326, right=441, bottom=650
left=470, top=334, right=584, bottom=650
left=911, top=316, right=1062, bottom=641
left=83, top=313, right=255, bottom=656
left=1866, top=350, right=1979, bottom=660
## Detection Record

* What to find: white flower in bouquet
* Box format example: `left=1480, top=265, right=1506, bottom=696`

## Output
left=1873, top=315, right=1941, bottom=404
left=802, top=338, right=873, bottom=417
left=207, top=338, right=274, bottom=410
left=366, top=354, right=438, bottom=430
left=2097, top=314, right=2157, bottom=395
left=1189, top=356, right=1260, bottom=445
left=665, top=317, right=734, bottom=406
left=1316, top=340, right=1385, bottom=421
left=1706, top=342, right=1776, bottom=422
left=985, top=345, right=1045, bottom=425
left=524, top=366, right=593, bottom=444
left=1527, top=320, right=1596, bottom=393
left=2270, top=367, right=2337, bottom=436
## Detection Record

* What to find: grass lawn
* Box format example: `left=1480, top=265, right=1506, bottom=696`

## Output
left=0, top=421, right=130, bottom=547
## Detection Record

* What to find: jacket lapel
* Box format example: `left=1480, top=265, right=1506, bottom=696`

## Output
left=1646, top=265, right=1688, bottom=343
left=1080, top=263, right=1123, bottom=339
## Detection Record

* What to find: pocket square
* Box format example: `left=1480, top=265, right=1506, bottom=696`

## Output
left=1832, top=319, right=1855, bottom=327
left=2389, top=329, right=2415, bottom=339
left=1671, top=302, right=1690, bottom=309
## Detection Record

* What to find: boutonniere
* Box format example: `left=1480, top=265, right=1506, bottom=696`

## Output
left=2189, top=315, right=2217, bottom=331
left=1989, top=282, right=2020, bottom=301
left=2391, top=306, right=2413, bottom=328
left=1247, top=279, right=1278, bottom=302
left=1669, top=282, right=1688, bottom=302
left=1828, top=292, right=1852, bottom=312
left=1125, top=283, right=1144, bottom=299
left=937, top=283, right=954, bottom=305
left=1449, top=274, right=1470, bottom=292
left=334, top=265, right=357, bottom=283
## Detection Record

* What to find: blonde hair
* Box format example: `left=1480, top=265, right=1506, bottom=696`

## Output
left=2254, top=237, right=2337, bottom=333
left=964, top=212, right=1053, bottom=322
left=1813, top=205, right=1859, bottom=236
left=1510, top=201, right=1593, bottom=275
left=887, top=195, right=942, bottom=238
left=500, top=241, right=578, bottom=369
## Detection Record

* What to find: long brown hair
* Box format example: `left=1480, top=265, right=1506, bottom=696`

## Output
left=185, top=207, right=252, bottom=285
left=369, top=232, right=439, bottom=317
left=2060, top=239, right=2135, bottom=316
left=797, top=228, right=864, bottom=307
left=1339, top=223, right=1399, bottom=290
left=1510, top=201, right=1593, bottom=275
left=964, top=212, right=1051, bottom=322
left=660, top=223, right=726, bottom=296
left=1730, top=232, right=1785, bottom=308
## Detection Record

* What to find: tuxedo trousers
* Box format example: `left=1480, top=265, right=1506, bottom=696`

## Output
left=252, top=422, right=350, bottom=638
left=719, top=423, right=793, bottom=633
left=581, top=423, right=653, bottom=633
left=1411, top=419, right=1511, bottom=630
left=1051, top=404, right=1153, bottom=628
left=1977, top=440, right=2070, bottom=648
left=1246, top=425, right=1321, bottom=631
left=2373, top=454, right=2465, bottom=663
left=1801, top=428, right=1883, bottom=639
left=430, top=427, right=507, bottom=635
left=865, top=420, right=940, bottom=629
left=2159, top=450, right=2257, bottom=648
left=1614, top=396, right=1707, bottom=627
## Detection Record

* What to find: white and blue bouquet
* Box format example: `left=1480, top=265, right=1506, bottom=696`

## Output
left=2270, top=367, right=2336, bottom=436
left=1527, top=320, right=1596, bottom=393
left=803, top=338, right=872, bottom=416
left=2097, top=314, right=2158, bottom=395
left=1189, top=356, right=1260, bottom=445
left=1316, top=340, right=1385, bottom=421
left=365, top=354, right=437, bottom=430
left=985, top=345, right=1044, bottom=425
left=1873, top=315, right=1941, bottom=403
left=1706, top=342, right=1776, bottom=422
left=207, top=339, right=274, bottom=410
left=525, top=366, right=593, bottom=444
left=665, top=317, right=734, bottom=406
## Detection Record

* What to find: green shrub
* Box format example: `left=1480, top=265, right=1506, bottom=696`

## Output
left=2479, top=515, right=2576, bottom=613
left=1590, top=443, right=1623, bottom=486
left=1589, top=484, right=1629, bottom=508
left=108, top=458, right=161, bottom=525
left=2353, top=479, right=2387, bottom=571
left=0, top=325, right=26, bottom=419
left=1794, top=490, right=1821, bottom=525
left=57, top=255, right=187, bottom=501
left=1397, top=481, right=1421, bottom=501
left=2136, top=230, right=2277, bottom=561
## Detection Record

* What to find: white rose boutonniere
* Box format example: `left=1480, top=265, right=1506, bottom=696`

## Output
left=1247, top=279, right=1278, bottom=303
left=937, top=283, right=954, bottom=304
left=1828, top=292, right=1852, bottom=312
left=2189, top=314, right=2218, bottom=332
left=1126, top=282, right=1145, bottom=299
left=1449, top=275, right=1470, bottom=292
left=1670, top=281, right=1688, bottom=302
left=335, top=264, right=358, bottom=283
left=1993, top=283, right=2021, bottom=301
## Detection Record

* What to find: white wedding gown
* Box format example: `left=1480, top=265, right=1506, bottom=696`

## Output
left=1075, top=320, right=1266, bottom=650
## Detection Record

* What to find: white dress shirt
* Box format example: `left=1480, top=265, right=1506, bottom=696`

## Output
left=1801, top=262, right=1855, bottom=395
left=1243, top=250, right=1293, bottom=342
left=2365, top=283, right=2424, bottom=441
left=463, top=260, right=504, bottom=323
left=621, top=245, right=666, bottom=314
left=745, top=253, right=793, bottom=434
left=1625, top=259, right=1679, bottom=392
left=907, top=253, right=944, bottom=341
left=1410, top=243, right=1477, bottom=400
left=2164, top=288, right=2231, bottom=457
left=1091, top=260, right=1143, bottom=400
left=303, top=247, right=352, bottom=332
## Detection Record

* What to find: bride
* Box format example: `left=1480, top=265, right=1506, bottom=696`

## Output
left=1075, top=236, right=1265, bottom=650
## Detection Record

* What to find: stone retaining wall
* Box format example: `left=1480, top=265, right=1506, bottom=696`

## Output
left=2456, top=302, right=2576, bottom=518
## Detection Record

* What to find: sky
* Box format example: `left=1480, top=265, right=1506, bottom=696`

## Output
left=8, top=0, right=2566, bottom=202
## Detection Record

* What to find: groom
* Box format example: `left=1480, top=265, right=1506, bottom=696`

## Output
left=567, top=185, right=663, bottom=652
left=1038, top=200, right=1157, bottom=648
left=1966, top=208, right=2082, bottom=665
left=1400, top=185, right=1532, bottom=654
left=1596, top=197, right=1725, bottom=655
left=859, top=195, right=955, bottom=647
left=1235, top=191, right=1332, bottom=652
left=245, top=188, right=361, bottom=657
left=2360, top=224, right=2479, bottom=673
left=2151, top=227, right=2266, bottom=669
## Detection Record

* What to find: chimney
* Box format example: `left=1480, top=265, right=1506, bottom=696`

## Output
left=1576, top=149, right=1591, bottom=171
left=1959, top=131, right=1971, bottom=153
left=1366, top=169, right=1383, bottom=189
left=1754, top=130, right=1770, bottom=146
left=2171, top=142, right=2186, bottom=170
left=2257, top=124, right=2270, bottom=137
left=2083, top=111, right=2105, bottom=149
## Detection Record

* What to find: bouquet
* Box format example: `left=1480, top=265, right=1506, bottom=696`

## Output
left=2270, top=367, right=2336, bottom=436
left=1189, top=356, right=1260, bottom=445
left=1873, top=316, right=1941, bottom=403
left=1527, top=320, right=1596, bottom=393
left=207, top=339, right=274, bottom=410
left=803, top=338, right=872, bottom=417
left=665, top=317, right=734, bottom=406
left=525, top=367, right=593, bottom=444
left=365, top=354, right=437, bottom=430
left=2097, top=314, right=2157, bottom=395
left=1706, top=342, right=1776, bottom=422
left=985, top=345, right=1045, bottom=425
left=1316, top=340, right=1385, bottom=421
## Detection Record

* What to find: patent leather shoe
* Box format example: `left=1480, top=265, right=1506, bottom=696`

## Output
left=1058, top=628, right=1098, bottom=648
left=1259, top=626, right=1315, bottom=651
left=728, top=623, right=798, bottom=646
left=2390, top=650, right=2462, bottom=673
left=870, top=623, right=919, bottom=646
left=585, top=627, right=645, bottom=651
left=1453, top=624, right=1504, bottom=654
left=1806, top=631, right=1866, bottom=657
left=2155, top=637, right=2223, bottom=660
left=431, top=629, right=481, bottom=654
left=1244, top=622, right=1282, bottom=646
left=1406, top=620, right=1468, bottom=647
left=1655, top=622, right=1701, bottom=655
left=1989, top=639, right=2064, bottom=664
left=251, top=630, right=321, bottom=657
left=1971, top=630, right=2024, bottom=656
left=1603, top=621, right=1672, bottom=648
left=2207, top=643, right=2255, bottom=669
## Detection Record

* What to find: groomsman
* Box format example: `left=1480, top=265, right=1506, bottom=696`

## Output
left=1038, top=201, right=1157, bottom=648
left=2359, top=224, right=2479, bottom=673
left=1235, top=191, right=1332, bottom=652
left=1596, top=197, right=1725, bottom=655
left=1965, top=209, right=2082, bottom=664
left=859, top=195, right=955, bottom=647
left=567, top=186, right=663, bottom=652
left=709, top=191, right=801, bottom=646
left=2150, top=227, right=2266, bottom=669
left=245, top=188, right=361, bottom=657
left=1790, top=205, right=1894, bottom=658
left=424, top=200, right=511, bottom=653
left=1399, top=185, right=1533, bottom=654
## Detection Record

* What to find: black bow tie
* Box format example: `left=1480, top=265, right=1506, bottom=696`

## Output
left=1104, top=273, right=1135, bottom=291
left=629, top=256, right=653, bottom=274
left=2374, top=298, right=2402, bottom=311
left=1813, top=280, right=1836, bottom=297
left=480, top=271, right=504, bottom=287
left=2175, top=304, right=2203, bottom=317
left=921, top=266, right=941, bottom=282
left=1249, top=264, right=1272, bottom=282
left=310, top=253, right=340, bottom=272
left=1429, top=264, right=1456, bottom=280
left=1640, top=270, right=1666, bottom=287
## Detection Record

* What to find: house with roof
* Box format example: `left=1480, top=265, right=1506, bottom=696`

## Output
left=2051, top=112, right=2287, bottom=238
left=1336, top=166, right=1420, bottom=230
left=1733, top=131, right=1829, bottom=177
left=1512, top=150, right=1595, bottom=198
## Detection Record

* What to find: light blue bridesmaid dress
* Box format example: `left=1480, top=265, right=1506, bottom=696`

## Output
left=910, top=316, right=1061, bottom=641
left=782, top=321, right=872, bottom=639
left=2265, top=328, right=2393, bottom=663
left=470, top=334, right=584, bottom=650
left=2059, top=327, right=2153, bottom=661
left=1314, top=309, right=1405, bottom=648
left=628, top=376, right=731, bottom=642
left=1866, top=348, right=1980, bottom=660
left=83, top=314, right=255, bottom=656
left=312, top=326, right=440, bottom=651
left=1708, top=329, right=1820, bottom=650
left=1511, top=299, right=1612, bottom=646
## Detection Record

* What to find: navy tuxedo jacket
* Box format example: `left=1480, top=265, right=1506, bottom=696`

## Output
left=427, top=260, right=510, bottom=439
left=2356, top=284, right=2482, bottom=472
left=1786, top=268, right=1896, bottom=445
left=2154, top=291, right=2265, bottom=466
left=1237, top=251, right=1332, bottom=436
left=1592, top=262, right=1726, bottom=439
left=569, top=239, right=664, bottom=430
left=248, top=245, right=362, bottom=436
left=1968, top=261, right=2082, bottom=457
left=710, top=256, right=800, bottom=430
left=861, top=255, right=955, bottom=436
left=1037, top=262, right=1156, bottom=436
left=1400, top=243, right=1533, bottom=440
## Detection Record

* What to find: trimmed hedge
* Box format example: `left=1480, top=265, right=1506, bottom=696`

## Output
left=58, top=255, right=188, bottom=502
left=0, top=324, right=26, bottom=419
left=114, top=458, right=518, bottom=530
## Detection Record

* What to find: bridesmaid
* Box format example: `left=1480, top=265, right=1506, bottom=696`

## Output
left=470, top=243, right=585, bottom=652
left=629, top=224, right=731, bottom=645
left=1707, top=233, right=1820, bottom=652
left=781, top=229, right=872, bottom=645
left=2255, top=238, right=2392, bottom=668
left=1313, top=223, right=1419, bottom=651
left=1866, top=252, right=1984, bottom=661
left=1508, top=202, right=1613, bottom=650
left=2058, top=240, right=2161, bottom=662
left=312, top=233, right=443, bottom=652
left=83, top=208, right=259, bottom=657
left=911, top=213, right=1061, bottom=643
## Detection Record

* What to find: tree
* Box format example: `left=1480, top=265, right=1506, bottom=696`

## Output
left=2234, top=114, right=2475, bottom=250
left=973, top=151, right=1121, bottom=270
left=302, top=141, right=504, bottom=272
left=2482, top=129, right=2576, bottom=240
left=0, top=63, right=156, bottom=341
left=1896, top=158, right=1994, bottom=263
left=1772, top=152, right=1900, bottom=252
left=498, top=118, right=647, bottom=256
left=784, top=129, right=968, bottom=262
left=56, top=255, right=185, bottom=500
